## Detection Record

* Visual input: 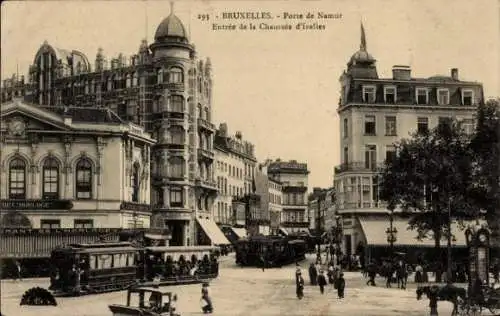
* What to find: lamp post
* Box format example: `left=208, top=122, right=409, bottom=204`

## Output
left=334, top=215, right=342, bottom=256
left=446, top=196, right=453, bottom=284
left=385, top=207, right=397, bottom=259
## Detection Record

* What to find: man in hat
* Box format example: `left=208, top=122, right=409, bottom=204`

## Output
left=336, top=272, right=346, bottom=299
left=317, top=270, right=327, bottom=294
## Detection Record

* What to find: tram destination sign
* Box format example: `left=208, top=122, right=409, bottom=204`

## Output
left=0, top=199, right=73, bottom=210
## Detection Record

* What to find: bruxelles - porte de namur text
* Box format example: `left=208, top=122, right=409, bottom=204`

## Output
left=213, top=22, right=326, bottom=31
left=220, top=11, right=342, bottom=20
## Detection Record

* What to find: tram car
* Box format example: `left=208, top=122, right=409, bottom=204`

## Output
left=49, top=242, right=220, bottom=296
left=235, top=235, right=307, bottom=267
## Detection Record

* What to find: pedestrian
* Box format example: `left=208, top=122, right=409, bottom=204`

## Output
left=259, top=253, right=266, bottom=272
left=15, top=260, right=22, bottom=281
left=336, top=272, right=346, bottom=299
left=201, top=282, right=213, bottom=314
left=366, top=262, right=376, bottom=286
left=296, top=271, right=305, bottom=300
left=327, top=264, right=335, bottom=284
left=308, top=263, right=318, bottom=285
left=317, top=270, right=327, bottom=294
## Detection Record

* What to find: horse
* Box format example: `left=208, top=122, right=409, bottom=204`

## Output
left=416, top=285, right=467, bottom=316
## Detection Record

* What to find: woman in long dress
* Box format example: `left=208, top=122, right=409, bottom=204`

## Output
left=201, top=282, right=213, bottom=314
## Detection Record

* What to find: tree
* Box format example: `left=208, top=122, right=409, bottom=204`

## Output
left=379, top=119, right=478, bottom=281
left=469, top=98, right=500, bottom=248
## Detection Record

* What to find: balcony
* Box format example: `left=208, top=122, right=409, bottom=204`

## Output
left=195, top=178, right=218, bottom=191
left=197, top=148, right=215, bottom=161
left=197, top=118, right=215, bottom=133
left=334, top=161, right=384, bottom=174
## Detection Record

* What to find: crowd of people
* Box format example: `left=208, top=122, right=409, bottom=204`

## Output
left=147, top=254, right=219, bottom=280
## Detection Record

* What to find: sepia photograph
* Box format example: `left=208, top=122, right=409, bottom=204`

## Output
left=1, top=0, right=499, bottom=315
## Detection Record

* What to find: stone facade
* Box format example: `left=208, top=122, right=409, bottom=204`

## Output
left=0, top=99, right=155, bottom=229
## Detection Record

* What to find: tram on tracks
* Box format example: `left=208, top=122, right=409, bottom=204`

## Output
left=235, top=235, right=307, bottom=267
left=49, top=242, right=220, bottom=296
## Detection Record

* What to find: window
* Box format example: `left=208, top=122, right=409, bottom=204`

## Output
left=438, top=116, right=452, bottom=129
left=364, top=145, right=377, bottom=170
left=42, top=158, right=59, bottom=200
left=362, top=85, right=376, bottom=103
left=169, top=157, right=185, bottom=178
left=460, top=119, right=475, bottom=135
left=170, top=95, right=184, bottom=112
left=417, top=117, right=429, bottom=134
left=75, top=158, right=92, bottom=199
left=437, top=89, right=449, bottom=105
left=74, top=219, right=93, bottom=228
left=385, top=145, right=397, bottom=165
left=343, top=118, right=348, bottom=138
left=170, top=187, right=183, bottom=207
left=462, top=89, right=474, bottom=105
left=384, top=86, right=396, bottom=103
left=41, top=219, right=60, bottom=229
left=170, top=126, right=185, bottom=144
left=168, top=67, right=183, bottom=83
left=204, top=107, right=210, bottom=121
left=364, top=115, right=376, bottom=135
left=125, top=74, right=131, bottom=88
left=9, top=158, right=26, bottom=199
left=372, top=175, right=380, bottom=205
left=132, top=72, right=138, bottom=86
left=385, top=116, right=397, bottom=136
left=343, top=147, right=349, bottom=164
left=157, top=68, right=164, bottom=84
left=131, top=163, right=140, bottom=202
left=416, top=88, right=428, bottom=105
left=197, top=104, right=203, bottom=119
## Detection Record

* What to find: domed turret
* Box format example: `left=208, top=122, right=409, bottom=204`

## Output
left=345, top=22, right=378, bottom=79
left=154, top=3, right=188, bottom=42
left=348, top=23, right=376, bottom=65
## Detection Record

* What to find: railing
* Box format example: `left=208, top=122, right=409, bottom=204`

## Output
left=197, top=118, right=215, bottom=131
left=0, top=199, right=73, bottom=210
left=334, top=161, right=385, bottom=174
left=195, top=178, right=218, bottom=190
left=197, top=148, right=215, bottom=160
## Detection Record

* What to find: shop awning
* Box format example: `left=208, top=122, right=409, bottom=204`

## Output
left=196, top=218, right=231, bottom=245
left=231, top=227, right=247, bottom=239
left=358, top=216, right=483, bottom=248
left=278, top=227, right=289, bottom=236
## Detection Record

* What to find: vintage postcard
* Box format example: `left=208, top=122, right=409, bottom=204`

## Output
left=1, top=0, right=499, bottom=315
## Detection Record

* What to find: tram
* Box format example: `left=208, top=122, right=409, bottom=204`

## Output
left=235, top=235, right=307, bottom=267
left=49, top=242, right=220, bottom=296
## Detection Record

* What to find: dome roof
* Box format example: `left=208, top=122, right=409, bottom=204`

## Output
left=154, top=13, right=188, bottom=41
left=350, top=49, right=375, bottom=64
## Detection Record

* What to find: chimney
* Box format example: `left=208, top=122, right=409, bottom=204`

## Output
left=451, top=68, right=459, bottom=81
left=392, top=65, right=411, bottom=80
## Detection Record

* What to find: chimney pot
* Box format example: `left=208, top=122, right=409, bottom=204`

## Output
left=451, top=68, right=459, bottom=80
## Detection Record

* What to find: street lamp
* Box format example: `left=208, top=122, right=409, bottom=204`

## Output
left=385, top=208, right=397, bottom=258
left=334, top=215, right=343, bottom=256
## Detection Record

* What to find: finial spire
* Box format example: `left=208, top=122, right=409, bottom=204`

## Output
left=170, top=1, right=174, bottom=15
left=360, top=22, right=367, bottom=51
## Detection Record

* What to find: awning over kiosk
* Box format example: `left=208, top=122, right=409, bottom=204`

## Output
left=278, top=227, right=289, bottom=236
left=196, top=218, right=231, bottom=245
left=358, top=216, right=484, bottom=248
left=230, top=227, right=247, bottom=239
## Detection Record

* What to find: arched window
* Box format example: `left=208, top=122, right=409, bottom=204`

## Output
left=170, top=126, right=185, bottom=144
left=169, top=95, right=184, bottom=112
left=131, top=163, right=140, bottom=202
left=157, top=68, right=164, bottom=84
left=84, top=81, right=89, bottom=94
left=168, top=67, right=183, bottom=84
left=132, top=72, right=138, bottom=86
left=75, top=158, right=92, bottom=199
left=9, top=158, right=26, bottom=199
left=168, top=157, right=185, bottom=179
left=42, top=158, right=59, bottom=200
left=126, top=74, right=131, bottom=88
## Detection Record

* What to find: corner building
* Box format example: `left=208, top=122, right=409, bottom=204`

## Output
left=333, top=24, right=484, bottom=259
left=8, top=10, right=219, bottom=246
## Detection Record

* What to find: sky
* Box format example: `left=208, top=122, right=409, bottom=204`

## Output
left=2, top=0, right=499, bottom=189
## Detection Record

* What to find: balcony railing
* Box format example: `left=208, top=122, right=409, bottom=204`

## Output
left=197, top=118, right=215, bottom=132
left=195, top=178, right=218, bottom=191
left=334, top=161, right=385, bottom=174
left=197, top=148, right=215, bottom=160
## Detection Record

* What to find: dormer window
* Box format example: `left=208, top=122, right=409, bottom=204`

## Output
left=437, top=88, right=449, bottom=105
left=362, top=85, right=376, bottom=103
left=416, top=88, right=428, bottom=105
left=462, top=89, right=474, bottom=105
left=384, top=86, right=396, bottom=104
